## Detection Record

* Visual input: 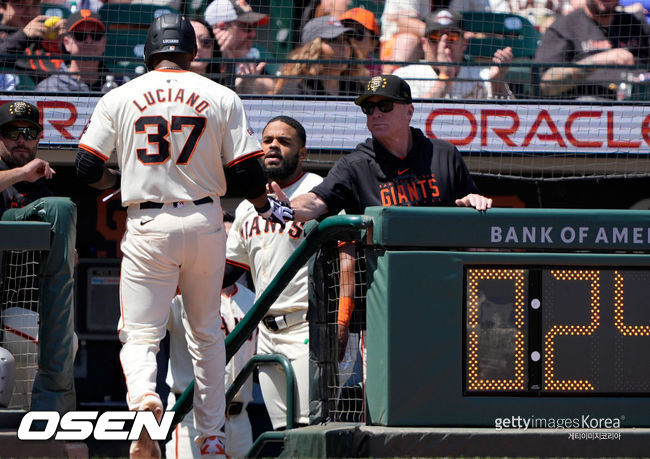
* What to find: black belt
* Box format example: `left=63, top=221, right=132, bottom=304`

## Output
left=226, top=401, right=244, bottom=416
left=139, top=196, right=213, bottom=210
left=262, top=315, right=280, bottom=331
left=262, top=311, right=306, bottom=332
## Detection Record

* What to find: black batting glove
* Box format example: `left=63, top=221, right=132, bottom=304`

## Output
left=255, top=196, right=294, bottom=229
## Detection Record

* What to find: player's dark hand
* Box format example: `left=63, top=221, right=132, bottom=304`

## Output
left=337, top=324, right=349, bottom=362
left=256, top=196, right=294, bottom=229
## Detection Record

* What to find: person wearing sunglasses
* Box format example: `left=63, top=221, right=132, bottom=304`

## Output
left=272, top=74, right=492, bottom=221
left=340, top=7, right=382, bottom=76
left=0, top=0, right=67, bottom=83
left=204, top=0, right=275, bottom=94
left=393, top=9, right=514, bottom=99
left=0, top=101, right=53, bottom=195
left=274, top=16, right=368, bottom=96
left=0, top=101, right=78, bottom=417
left=272, top=75, right=491, bottom=364
left=36, top=9, right=115, bottom=92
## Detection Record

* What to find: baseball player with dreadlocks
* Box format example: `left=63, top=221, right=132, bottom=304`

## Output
left=75, top=13, right=293, bottom=458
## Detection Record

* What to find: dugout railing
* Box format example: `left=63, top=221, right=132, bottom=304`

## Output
left=169, top=215, right=372, bottom=447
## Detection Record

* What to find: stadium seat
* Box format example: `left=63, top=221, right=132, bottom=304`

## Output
left=41, top=3, right=72, bottom=18
left=103, top=30, right=148, bottom=74
left=98, top=3, right=180, bottom=31
left=254, top=0, right=294, bottom=61
left=461, top=12, right=541, bottom=97
left=15, top=73, right=36, bottom=90
left=462, top=12, right=540, bottom=60
left=183, top=0, right=210, bottom=16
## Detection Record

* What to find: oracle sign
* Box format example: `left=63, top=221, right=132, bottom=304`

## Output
left=2, top=97, right=648, bottom=155
left=423, top=107, right=650, bottom=152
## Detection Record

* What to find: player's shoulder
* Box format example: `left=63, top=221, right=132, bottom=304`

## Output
left=300, top=172, right=324, bottom=189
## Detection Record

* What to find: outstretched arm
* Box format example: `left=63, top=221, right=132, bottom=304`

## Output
left=270, top=182, right=329, bottom=222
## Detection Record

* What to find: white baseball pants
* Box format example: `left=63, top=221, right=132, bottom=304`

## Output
left=119, top=199, right=226, bottom=443
left=257, top=320, right=310, bottom=429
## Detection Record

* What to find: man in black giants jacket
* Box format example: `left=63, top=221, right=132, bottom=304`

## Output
left=272, top=75, right=491, bottom=357
left=273, top=74, right=492, bottom=218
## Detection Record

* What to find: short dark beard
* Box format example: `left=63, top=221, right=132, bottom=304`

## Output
left=2, top=146, right=36, bottom=168
left=261, top=153, right=300, bottom=181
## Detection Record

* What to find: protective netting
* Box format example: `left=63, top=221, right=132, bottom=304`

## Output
left=0, top=0, right=648, bottom=180
left=0, top=250, right=41, bottom=410
left=310, top=242, right=366, bottom=424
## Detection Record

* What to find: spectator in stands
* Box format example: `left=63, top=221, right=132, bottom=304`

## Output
left=0, top=101, right=77, bottom=414
left=340, top=7, right=382, bottom=76
left=204, top=0, right=275, bottom=94
left=534, top=0, right=650, bottom=98
left=0, top=0, right=67, bottom=82
left=299, top=0, right=352, bottom=30
left=189, top=17, right=233, bottom=86
left=393, top=9, right=514, bottom=99
left=273, top=16, right=368, bottom=96
left=379, top=0, right=430, bottom=73
left=36, top=10, right=109, bottom=92
left=448, top=0, right=563, bottom=32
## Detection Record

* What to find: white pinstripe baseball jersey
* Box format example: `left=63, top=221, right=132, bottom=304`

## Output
left=226, top=172, right=323, bottom=315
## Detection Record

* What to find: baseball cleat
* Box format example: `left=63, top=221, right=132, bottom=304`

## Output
left=199, top=435, right=227, bottom=458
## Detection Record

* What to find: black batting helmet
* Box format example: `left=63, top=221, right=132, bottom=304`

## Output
left=144, top=13, right=197, bottom=70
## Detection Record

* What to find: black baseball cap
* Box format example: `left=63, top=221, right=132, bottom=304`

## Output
left=0, top=101, right=43, bottom=131
left=425, top=9, right=464, bottom=36
left=355, top=75, right=413, bottom=106
left=67, top=9, right=106, bottom=32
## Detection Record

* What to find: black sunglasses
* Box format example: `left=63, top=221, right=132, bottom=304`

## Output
left=71, top=30, right=105, bottom=42
left=349, top=28, right=366, bottom=41
left=0, top=126, right=40, bottom=141
left=360, top=99, right=396, bottom=115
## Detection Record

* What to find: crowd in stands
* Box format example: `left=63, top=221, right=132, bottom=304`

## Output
left=0, top=0, right=648, bottom=99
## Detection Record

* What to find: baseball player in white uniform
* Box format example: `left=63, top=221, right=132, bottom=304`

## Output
left=224, top=116, right=322, bottom=429
left=75, top=14, right=293, bottom=459
left=165, top=281, right=257, bottom=458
